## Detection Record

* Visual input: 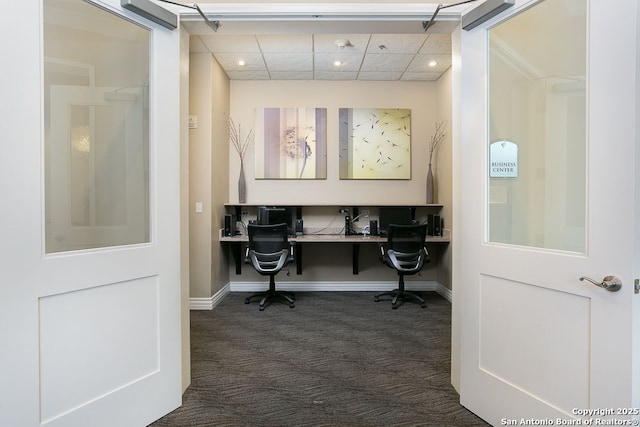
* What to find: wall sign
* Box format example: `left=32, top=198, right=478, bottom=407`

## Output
left=490, top=140, right=518, bottom=178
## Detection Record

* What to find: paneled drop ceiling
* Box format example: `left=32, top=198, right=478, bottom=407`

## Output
left=179, top=2, right=474, bottom=82
left=189, top=32, right=452, bottom=81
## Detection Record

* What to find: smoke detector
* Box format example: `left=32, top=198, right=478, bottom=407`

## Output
left=334, top=39, right=353, bottom=49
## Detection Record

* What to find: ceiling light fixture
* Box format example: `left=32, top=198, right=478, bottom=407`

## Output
left=237, top=60, right=246, bottom=66
left=333, top=60, right=343, bottom=67
left=428, top=60, right=438, bottom=67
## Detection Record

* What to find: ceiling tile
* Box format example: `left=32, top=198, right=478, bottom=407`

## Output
left=313, top=34, right=371, bottom=53
left=420, top=34, right=452, bottom=54
left=314, top=52, right=363, bottom=72
left=257, top=34, right=313, bottom=53
left=198, top=35, right=260, bottom=53
left=263, top=53, right=313, bottom=72
left=360, top=53, right=414, bottom=72
left=367, top=34, right=427, bottom=54
left=406, top=54, right=451, bottom=73
left=315, top=71, right=358, bottom=80
left=213, top=52, right=266, bottom=71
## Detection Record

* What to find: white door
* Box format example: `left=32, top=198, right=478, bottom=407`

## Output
left=0, top=0, right=182, bottom=426
left=457, top=0, right=639, bottom=424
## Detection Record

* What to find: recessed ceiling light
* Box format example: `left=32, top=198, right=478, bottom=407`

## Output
left=428, top=60, right=438, bottom=67
left=237, top=59, right=246, bottom=66
left=333, top=60, right=343, bottom=67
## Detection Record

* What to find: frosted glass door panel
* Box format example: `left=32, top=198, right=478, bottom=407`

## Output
left=44, top=0, right=150, bottom=253
left=488, top=0, right=586, bottom=252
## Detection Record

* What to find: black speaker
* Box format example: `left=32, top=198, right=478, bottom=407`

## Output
left=433, top=215, right=441, bottom=237
left=427, top=214, right=435, bottom=236
left=295, top=219, right=304, bottom=236
left=369, top=220, right=378, bottom=236
left=224, top=214, right=236, bottom=236
left=344, top=216, right=351, bottom=236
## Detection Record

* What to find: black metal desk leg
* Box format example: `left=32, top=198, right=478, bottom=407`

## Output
left=352, top=243, right=360, bottom=275
left=296, top=244, right=302, bottom=275
left=232, top=242, right=242, bottom=274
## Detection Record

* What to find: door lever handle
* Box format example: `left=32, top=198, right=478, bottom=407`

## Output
left=579, top=275, right=622, bottom=292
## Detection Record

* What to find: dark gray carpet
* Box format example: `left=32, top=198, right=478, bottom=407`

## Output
left=151, top=291, right=489, bottom=426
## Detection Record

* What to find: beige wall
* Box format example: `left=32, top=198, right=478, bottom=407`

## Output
left=435, top=68, right=453, bottom=289
left=223, top=75, right=453, bottom=288
left=188, top=53, right=454, bottom=295
left=189, top=53, right=230, bottom=299
left=228, top=79, right=443, bottom=206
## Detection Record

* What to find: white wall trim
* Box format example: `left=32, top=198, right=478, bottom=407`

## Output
left=190, top=281, right=451, bottom=310
left=189, top=283, right=231, bottom=310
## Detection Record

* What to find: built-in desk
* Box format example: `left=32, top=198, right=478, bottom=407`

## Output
left=220, top=232, right=450, bottom=275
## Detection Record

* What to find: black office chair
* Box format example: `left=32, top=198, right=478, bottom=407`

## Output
left=375, top=223, right=429, bottom=309
left=244, top=223, right=295, bottom=311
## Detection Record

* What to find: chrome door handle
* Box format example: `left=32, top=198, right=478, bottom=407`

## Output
left=579, top=275, right=622, bottom=292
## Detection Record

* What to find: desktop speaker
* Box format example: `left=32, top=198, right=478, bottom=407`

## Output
left=295, top=219, right=304, bottom=236
left=369, top=220, right=378, bottom=236
left=433, top=215, right=441, bottom=237
left=427, top=214, right=435, bottom=236
left=223, top=214, right=236, bottom=236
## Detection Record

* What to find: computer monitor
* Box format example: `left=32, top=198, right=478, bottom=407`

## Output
left=257, top=206, right=292, bottom=234
left=378, top=207, right=413, bottom=236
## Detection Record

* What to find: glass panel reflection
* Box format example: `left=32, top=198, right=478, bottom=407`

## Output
left=44, top=0, right=150, bottom=253
left=488, top=0, right=586, bottom=252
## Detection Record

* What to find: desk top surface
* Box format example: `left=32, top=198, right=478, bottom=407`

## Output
left=219, top=233, right=449, bottom=243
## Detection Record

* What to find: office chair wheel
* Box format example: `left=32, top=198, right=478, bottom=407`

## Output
left=244, top=298, right=250, bottom=304
left=374, top=297, right=380, bottom=302
left=289, top=303, right=295, bottom=309
left=259, top=304, right=266, bottom=311
left=420, top=303, right=427, bottom=309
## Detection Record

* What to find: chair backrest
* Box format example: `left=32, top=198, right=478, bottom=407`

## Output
left=387, top=223, right=427, bottom=253
left=247, top=223, right=290, bottom=254
left=383, top=223, right=429, bottom=274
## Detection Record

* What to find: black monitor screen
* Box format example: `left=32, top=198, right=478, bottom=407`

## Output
left=378, top=207, right=413, bottom=236
left=257, top=206, right=292, bottom=231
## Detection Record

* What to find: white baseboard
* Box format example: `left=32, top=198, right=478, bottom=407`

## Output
left=189, top=283, right=230, bottom=310
left=190, top=281, right=451, bottom=310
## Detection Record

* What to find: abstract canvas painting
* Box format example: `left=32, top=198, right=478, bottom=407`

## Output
left=255, top=107, right=327, bottom=179
left=339, top=108, right=411, bottom=179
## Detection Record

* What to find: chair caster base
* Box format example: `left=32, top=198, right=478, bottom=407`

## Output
left=245, top=290, right=295, bottom=311
left=375, top=289, right=426, bottom=309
